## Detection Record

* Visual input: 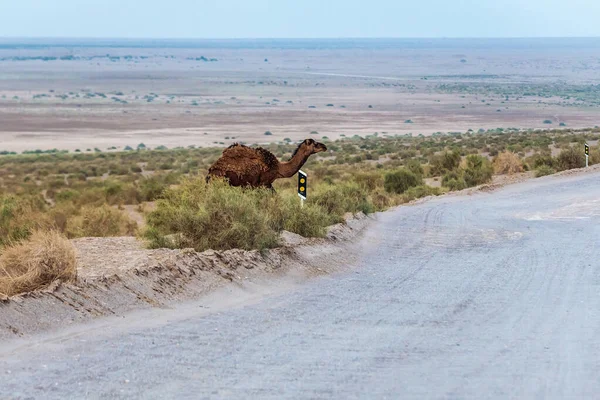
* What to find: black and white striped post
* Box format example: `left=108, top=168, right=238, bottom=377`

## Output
left=298, top=170, right=307, bottom=207
left=585, top=143, right=589, bottom=168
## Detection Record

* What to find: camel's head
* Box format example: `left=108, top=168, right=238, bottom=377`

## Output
left=302, top=138, right=328, bottom=154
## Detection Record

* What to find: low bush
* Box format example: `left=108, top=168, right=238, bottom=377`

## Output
left=530, top=153, right=555, bottom=169
left=145, top=178, right=376, bottom=251
left=442, top=171, right=467, bottom=191
left=556, top=147, right=585, bottom=171
left=138, top=176, right=168, bottom=201
left=493, top=152, right=523, bottom=175
left=311, top=182, right=375, bottom=221
left=352, top=171, right=384, bottom=192
left=277, top=196, right=331, bottom=238
left=402, top=185, right=443, bottom=202
left=145, top=178, right=285, bottom=251
left=383, top=169, right=422, bottom=194
left=67, top=205, right=137, bottom=238
left=0, top=195, right=51, bottom=246
left=590, top=146, right=600, bottom=165
left=0, top=230, right=76, bottom=296
left=535, top=165, right=556, bottom=177
left=464, top=155, right=493, bottom=187
left=429, top=150, right=461, bottom=176
left=404, top=159, right=424, bottom=177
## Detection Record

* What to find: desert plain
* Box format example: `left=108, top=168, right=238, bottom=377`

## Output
left=1, top=37, right=599, bottom=152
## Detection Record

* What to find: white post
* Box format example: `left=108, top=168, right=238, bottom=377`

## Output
left=301, top=198, right=304, bottom=208
left=586, top=155, right=589, bottom=168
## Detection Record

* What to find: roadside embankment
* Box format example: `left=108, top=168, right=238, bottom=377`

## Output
left=0, top=213, right=369, bottom=340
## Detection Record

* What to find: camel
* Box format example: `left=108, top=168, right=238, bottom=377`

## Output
left=207, top=138, right=327, bottom=189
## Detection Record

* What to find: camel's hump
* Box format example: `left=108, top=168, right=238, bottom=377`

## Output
left=221, top=144, right=279, bottom=169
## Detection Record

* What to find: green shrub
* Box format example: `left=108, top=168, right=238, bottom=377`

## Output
left=535, top=165, right=556, bottom=177
left=353, top=172, right=384, bottom=191
left=383, top=169, right=422, bottom=194
left=0, top=195, right=50, bottom=246
left=463, top=155, right=493, bottom=187
left=429, top=150, right=461, bottom=176
left=311, top=182, right=375, bottom=221
left=556, top=147, right=585, bottom=171
left=531, top=154, right=555, bottom=168
left=442, top=171, right=467, bottom=191
left=144, top=177, right=377, bottom=251
left=402, top=185, right=442, bottom=202
left=278, top=196, right=330, bottom=238
left=145, top=179, right=279, bottom=251
left=138, top=177, right=168, bottom=201
left=404, top=159, right=424, bottom=177
left=55, top=189, right=80, bottom=203
left=103, top=181, right=141, bottom=205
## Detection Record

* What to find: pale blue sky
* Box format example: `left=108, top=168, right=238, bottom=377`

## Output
left=1, top=0, right=599, bottom=38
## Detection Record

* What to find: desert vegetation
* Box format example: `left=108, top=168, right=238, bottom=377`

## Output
left=0, top=230, right=76, bottom=296
left=0, top=128, right=597, bottom=258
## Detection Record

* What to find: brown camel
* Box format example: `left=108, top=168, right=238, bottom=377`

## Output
left=207, top=138, right=327, bottom=189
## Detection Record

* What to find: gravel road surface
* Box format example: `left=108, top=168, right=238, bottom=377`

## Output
left=2, top=171, right=599, bottom=399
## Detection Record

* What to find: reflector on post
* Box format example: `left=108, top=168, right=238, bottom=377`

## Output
left=298, top=170, right=307, bottom=200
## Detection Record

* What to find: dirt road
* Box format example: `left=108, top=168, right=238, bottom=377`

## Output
left=1, top=171, right=599, bottom=399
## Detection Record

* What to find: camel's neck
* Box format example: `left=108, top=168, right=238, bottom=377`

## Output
left=277, top=150, right=311, bottom=178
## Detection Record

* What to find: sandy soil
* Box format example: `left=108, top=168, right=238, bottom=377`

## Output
left=0, top=213, right=369, bottom=339
left=1, top=163, right=599, bottom=339
left=1, top=40, right=599, bottom=152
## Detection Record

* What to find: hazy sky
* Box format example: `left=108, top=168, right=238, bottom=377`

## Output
left=1, top=0, right=600, bottom=38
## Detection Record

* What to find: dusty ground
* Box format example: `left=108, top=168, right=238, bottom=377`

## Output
left=2, top=164, right=600, bottom=399
left=1, top=164, right=598, bottom=340
left=1, top=38, right=599, bottom=152
left=0, top=213, right=369, bottom=340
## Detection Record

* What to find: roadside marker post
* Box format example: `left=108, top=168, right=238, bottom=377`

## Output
left=298, top=170, right=307, bottom=208
left=585, top=143, right=589, bottom=168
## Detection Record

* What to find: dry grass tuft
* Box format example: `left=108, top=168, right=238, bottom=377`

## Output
left=0, top=230, right=77, bottom=296
left=66, top=204, right=137, bottom=238
left=493, top=152, right=524, bottom=175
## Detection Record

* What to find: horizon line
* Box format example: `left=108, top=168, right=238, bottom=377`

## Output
left=1, top=35, right=600, bottom=41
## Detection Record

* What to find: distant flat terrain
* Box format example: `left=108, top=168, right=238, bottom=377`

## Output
left=1, top=38, right=599, bottom=152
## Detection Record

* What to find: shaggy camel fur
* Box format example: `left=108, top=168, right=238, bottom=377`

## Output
left=207, top=138, right=327, bottom=189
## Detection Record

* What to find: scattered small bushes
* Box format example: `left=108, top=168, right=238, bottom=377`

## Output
left=383, top=169, right=422, bottom=194
left=0, top=230, right=76, bottom=296
left=404, top=159, right=424, bottom=177
left=0, top=128, right=598, bottom=255
left=429, top=150, right=461, bottom=176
